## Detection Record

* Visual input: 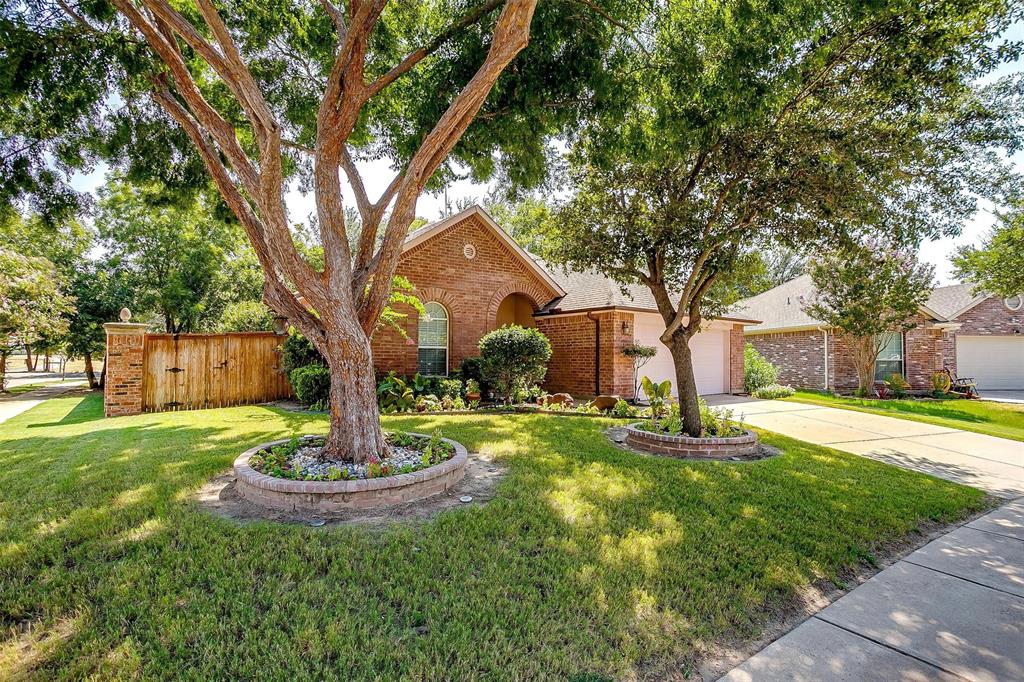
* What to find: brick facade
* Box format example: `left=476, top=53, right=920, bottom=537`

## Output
left=535, top=310, right=635, bottom=399
left=103, top=323, right=148, bottom=417
left=955, top=296, right=1024, bottom=336
left=371, top=214, right=558, bottom=377
left=729, top=325, right=745, bottom=392
left=747, top=313, right=960, bottom=392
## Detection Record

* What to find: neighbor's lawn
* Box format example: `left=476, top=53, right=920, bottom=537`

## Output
left=1, top=384, right=47, bottom=397
left=786, top=390, right=1024, bottom=442
left=0, top=394, right=987, bottom=680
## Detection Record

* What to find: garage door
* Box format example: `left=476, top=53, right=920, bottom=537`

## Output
left=956, top=336, right=1024, bottom=390
left=634, top=313, right=726, bottom=398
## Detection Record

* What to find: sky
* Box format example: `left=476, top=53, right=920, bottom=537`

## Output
left=72, top=21, right=1024, bottom=286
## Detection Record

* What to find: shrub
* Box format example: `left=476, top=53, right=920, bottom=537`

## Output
left=752, top=383, right=795, bottom=399
left=218, top=300, right=276, bottom=332
left=377, top=371, right=415, bottom=412
left=883, top=372, right=910, bottom=399
left=282, top=331, right=325, bottom=374
left=478, top=325, right=552, bottom=404
left=436, top=378, right=463, bottom=400
left=640, top=375, right=672, bottom=418
left=611, top=399, right=634, bottom=418
left=459, top=357, right=488, bottom=395
left=744, top=343, right=779, bottom=393
left=290, top=365, right=330, bottom=406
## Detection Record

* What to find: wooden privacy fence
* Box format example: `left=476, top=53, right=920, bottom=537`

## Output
left=142, top=332, right=292, bottom=412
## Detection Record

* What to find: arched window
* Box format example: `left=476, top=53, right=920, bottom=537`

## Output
left=418, top=302, right=449, bottom=376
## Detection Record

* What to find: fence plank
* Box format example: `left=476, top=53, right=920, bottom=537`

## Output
left=142, top=332, right=292, bottom=412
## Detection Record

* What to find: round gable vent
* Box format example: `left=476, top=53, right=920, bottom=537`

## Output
left=463, top=243, right=477, bottom=260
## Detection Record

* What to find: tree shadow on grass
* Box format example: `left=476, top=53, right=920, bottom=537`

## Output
left=0, top=398, right=988, bottom=681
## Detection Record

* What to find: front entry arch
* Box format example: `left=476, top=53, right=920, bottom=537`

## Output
left=495, top=293, right=537, bottom=328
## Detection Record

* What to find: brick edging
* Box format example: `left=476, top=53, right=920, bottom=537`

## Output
left=233, top=434, right=468, bottom=512
left=624, top=423, right=760, bottom=459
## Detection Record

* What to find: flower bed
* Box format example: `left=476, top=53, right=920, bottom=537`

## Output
left=233, top=432, right=468, bottom=513
left=624, top=423, right=760, bottom=459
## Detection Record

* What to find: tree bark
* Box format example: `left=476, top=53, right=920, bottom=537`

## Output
left=668, top=332, right=703, bottom=437
left=83, top=352, right=98, bottom=390
left=0, top=352, right=7, bottom=392
left=851, top=334, right=877, bottom=397
left=25, top=344, right=34, bottom=371
left=320, top=320, right=385, bottom=463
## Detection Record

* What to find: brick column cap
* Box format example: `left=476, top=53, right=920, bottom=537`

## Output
left=103, top=322, right=149, bottom=334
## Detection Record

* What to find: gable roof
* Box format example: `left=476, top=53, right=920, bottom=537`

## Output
left=403, top=205, right=565, bottom=298
left=739, top=276, right=992, bottom=333
left=405, top=205, right=759, bottom=324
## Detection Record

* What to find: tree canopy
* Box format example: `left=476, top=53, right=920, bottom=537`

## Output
left=953, top=202, right=1024, bottom=297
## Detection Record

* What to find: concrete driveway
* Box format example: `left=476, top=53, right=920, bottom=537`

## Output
left=706, top=395, right=1024, bottom=497
left=980, top=390, right=1024, bottom=404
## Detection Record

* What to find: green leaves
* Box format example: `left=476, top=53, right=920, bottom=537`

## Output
left=953, top=202, right=1024, bottom=297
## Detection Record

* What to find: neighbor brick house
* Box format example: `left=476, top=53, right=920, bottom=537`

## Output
left=370, top=206, right=759, bottom=400
left=739, top=275, right=1024, bottom=392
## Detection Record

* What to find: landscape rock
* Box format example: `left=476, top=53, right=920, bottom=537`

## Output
left=592, top=394, right=621, bottom=412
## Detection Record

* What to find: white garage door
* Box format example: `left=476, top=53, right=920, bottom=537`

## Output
left=956, top=336, right=1024, bottom=390
left=634, top=313, right=726, bottom=398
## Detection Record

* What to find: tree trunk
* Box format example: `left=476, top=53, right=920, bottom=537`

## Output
left=668, top=332, right=703, bottom=437
left=84, top=352, right=98, bottom=390
left=0, top=352, right=7, bottom=392
left=25, top=344, right=34, bottom=371
left=320, top=321, right=386, bottom=464
left=851, top=335, right=877, bottom=397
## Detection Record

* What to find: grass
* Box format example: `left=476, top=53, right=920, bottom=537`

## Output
left=0, top=394, right=987, bottom=680
left=1, top=384, right=48, bottom=397
left=785, top=390, right=1024, bottom=442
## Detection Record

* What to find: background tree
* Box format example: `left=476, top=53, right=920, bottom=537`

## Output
left=0, top=249, right=73, bottom=391
left=6, top=0, right=621, bottom=461
left=95, top=178, right=259, bottom=333
left=548, top=0, right=1021, bottom=436
left=62, top=265, right=132, bottom=388
left=484, top=196, right=556, bottom=254
left=953, top=203, right=1024, bottom=297
left=803, top=243, right=934, bottom=396
left=739, top=248, right=807, bottom=298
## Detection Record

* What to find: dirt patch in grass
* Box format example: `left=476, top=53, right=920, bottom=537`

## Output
left=194, top=451, right=507, bottom=527
left=694, top=499, right=1000, bottom=680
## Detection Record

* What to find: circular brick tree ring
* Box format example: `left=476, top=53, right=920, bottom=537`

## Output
left=233, top=434, right=468, bottom=513
left=623, top=423, right=760, bottom=459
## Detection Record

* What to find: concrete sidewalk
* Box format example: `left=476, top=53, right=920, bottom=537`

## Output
left=706, top=396, right=1024, bottom=497
left=721, top=498, right=1024, bottom=682
left=0, top=382, right=83, bottom=424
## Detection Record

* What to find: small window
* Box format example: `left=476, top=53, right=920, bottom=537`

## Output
left=417, top=302, right=448, bottom=376
left=1004, top=295, right=1022, bottom=312
left=875, top=332, right=904, bottom=381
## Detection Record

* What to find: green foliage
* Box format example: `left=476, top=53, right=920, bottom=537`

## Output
left=883, top=373, right=911, bottom=399
left=436, top=378, right=463, bottom=400
left=374, top=276, right=425, bottom=339
left=752, top=384, right=796, bottom=400
left=611, top=399, right=635, bottom=418
left=953, top=203, right=1024, bottom=298
left=640, top=376, right=672, bottom=418
left=478, top=325, right=552, bottom=404
left=483, top=197, right=557, bottom=255
left=281, top=332, right=325, bottom=375
left=743, top=344, right=779, bottom=394
left=459, top=357, right=487, bottom=395
left=218, top=301, right=276, bottom=332
left=804, top=242, right=934, bottom=395
left=377, top=371, right=415, bottom=413
left=290, top=365, right=331, bottom=407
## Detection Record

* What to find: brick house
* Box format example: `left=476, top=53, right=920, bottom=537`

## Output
left=371, top=206, right=759, bottom=400
left=738, top=275, right=1024, bottom=392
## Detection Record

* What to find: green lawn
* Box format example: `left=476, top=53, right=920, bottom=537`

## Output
left=786, top=390, right=1024, bottom=442
left=0, top=394, right=987, bottom=680
left=1, top=384, right=48, bottom=397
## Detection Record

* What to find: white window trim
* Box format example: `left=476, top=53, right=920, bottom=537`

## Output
left=1004, top=294, right=1023, bottom=312
left=418, top=302, right=449, bottom=376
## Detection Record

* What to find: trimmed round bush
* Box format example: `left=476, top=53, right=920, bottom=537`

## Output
left=752, top=383, right=795, bottom=399
left=290, top=364, right=331, bottom=406
left=744, top=343, right=779, bottom=393
left=479, top=325, right=552, bottom=404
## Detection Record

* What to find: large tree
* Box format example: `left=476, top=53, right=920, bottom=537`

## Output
left=953, top=202, right=1024, bottom=297
left=548, top=0, right=1021, bottom=436
left=803, top=242, right=935, bottom=396
left=5, top=0, right=619, bottom=460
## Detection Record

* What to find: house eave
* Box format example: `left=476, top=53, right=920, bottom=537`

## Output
left=535, top=305, right=760, bottom=325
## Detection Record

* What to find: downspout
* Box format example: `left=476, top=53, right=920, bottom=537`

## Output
left=587, top=312, right=600, bottom=396
left=817, top=325, right=829, bottom=391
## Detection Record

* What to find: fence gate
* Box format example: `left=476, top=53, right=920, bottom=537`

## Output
left=142, top=332, right=292, bottom=412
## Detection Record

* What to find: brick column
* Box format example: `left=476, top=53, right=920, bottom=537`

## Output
left=103, top=323, right=148, bottom=417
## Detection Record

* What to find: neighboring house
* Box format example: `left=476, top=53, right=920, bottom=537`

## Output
left=739, top=275, right=1024, bottom=392
left=370, top=206, right=759, bottom=399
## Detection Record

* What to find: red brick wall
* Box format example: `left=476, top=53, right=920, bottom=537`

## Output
left=534, top=311, right=635, bottom=399
left=103, top=324, right=147, bottom=417
left=748, top=315, right=957, bottom=392
left=371, top=214, right=558, bottom=377
left=729, top=325, right=745, bottom=392
left=746, top=330, right=829, bottom=390
left=955, top=296, right=1024, bottom=336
